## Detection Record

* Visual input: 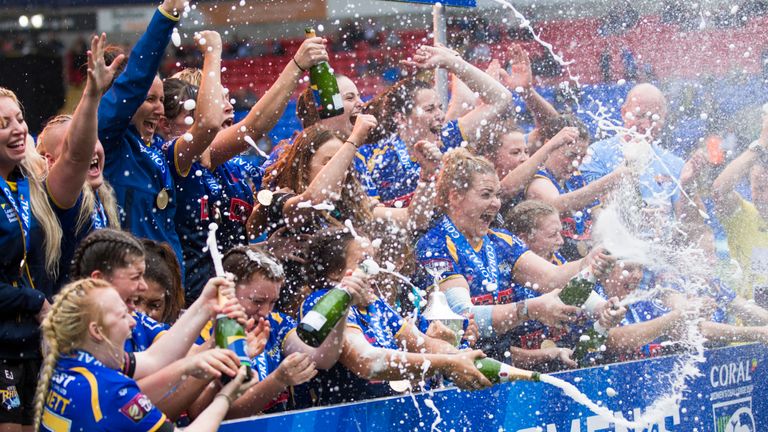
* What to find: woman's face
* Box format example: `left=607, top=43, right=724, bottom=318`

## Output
left=95, top=287, right=136, bottom=349
left=448, top=172, right=502, bottom=237
left=103, top=255, right=148, bottom=307
left=130, top=279, right=167, bottom=322
left=521, top=213, right=564, bottom=258
left=308, top=137, right=344, bottom=183
left=602, top=262, right=644, bottom=299
left=546, top=138, right=588, bottom=180
left=131, top=77, right=165, bottom=143
left=0, top=97, right=28, bottom=174
left=237, top=273, right=281, bottom=320
left=320, top=76, right=362, bottom=139
left=494, top=132, right=528, bottom=178
left=402, top=88, right=445, bottom=140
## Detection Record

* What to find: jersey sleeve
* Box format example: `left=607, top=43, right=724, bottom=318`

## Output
left=354, top=146, right=380, bottom=198
left=440, top=120, right=467, bottom=151
left=269, top=312, right=297, bottom=349
left=489, top=229, right=531, bottom=272
left=579, top=139, right=612, bottom=184
left=368, top=299, right=407, bottom=338
left=104, top=380, right=170, bottom=431
left=415, top=229, right=461, bottom=283
left=136, top=313, right=170, bottom=345
left=161, top=137, right=190, bottom=178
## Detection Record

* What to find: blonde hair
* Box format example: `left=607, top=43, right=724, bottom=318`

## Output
left=0, top=88, right=63, bottom=276
left=33, top=278, right=112, bottom=432
left=37, top=115, right=120, bottom=234
left=505, top=199, right=559, bottom=237
left=435, top=148, right=497, bottom=212
left=172, top=67, right=203, bottom=87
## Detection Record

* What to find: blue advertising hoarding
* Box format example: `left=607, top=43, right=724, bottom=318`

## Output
left=384, top=0, right=477, bottom=7
left=221, top=343, right=767, bottom=431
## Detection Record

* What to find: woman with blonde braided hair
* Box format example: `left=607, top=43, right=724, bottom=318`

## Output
left=34, top=278, right=256, bottom=432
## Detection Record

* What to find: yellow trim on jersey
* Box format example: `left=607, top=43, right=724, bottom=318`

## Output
left=148, top=413, right=169, bottom=431
left=152, top=330, right=167, bottom=345
left=173, top=140, right=192, bottom=178
left=157, top=6, right=180, bottom=21
left=45, top=178, right=72, bottom=210
left=551, top=253, right=564, bottom=266
left=69, top=367, right=103, bottom=422
left=199, top=320, right=213, bottom=342
left=42, top=408, right=72, bottom=432
left=457, top=122, right=469, bottom=143
left=367, top=147, right=389, bottom=172
left=346, top=323, right=364, bottom=333
left=270, top=312, right=283, bottom=324
left=393, top=320, right=409, bottom=339
left=6, top=181, right=17, bottom=192
left=511, top=250, right=533, bottom=275
left=489, top=230, right=515, bottom=247
left=281, top=327, right=297, bottom=351
left=445, top=236, right=459, bottom=262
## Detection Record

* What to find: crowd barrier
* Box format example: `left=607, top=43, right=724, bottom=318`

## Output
left=220, top=343, right=767, bottom=431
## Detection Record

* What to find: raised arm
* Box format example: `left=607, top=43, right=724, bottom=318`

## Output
left=526, top=165, right=630, bottom=214
left=48, top=33, right=124, bottom=209
left=499, top=127, right=574, bottom=199
left=98, top=1, right=180, bottom=148
left=173, top=31, right=225, bottom=175
left=500, top=44, right=559, bottom=127
left=444, top=72, right=478, bottom=122
left=404, top=44, right=513, bottom=141
left=604, top=310, right=684, bottom=353
left=204, top=37, right=330, bottom=170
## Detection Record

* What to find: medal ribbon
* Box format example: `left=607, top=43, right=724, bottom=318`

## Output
left=92, top=192, right=108, bottom=229
left=1, top=176, right=31, bottom=265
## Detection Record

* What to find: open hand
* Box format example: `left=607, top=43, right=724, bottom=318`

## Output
left=86, top=33, right=124, bottom=96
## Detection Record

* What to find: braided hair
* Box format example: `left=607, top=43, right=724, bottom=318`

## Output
left=70, top=229, right=145, bottom=280
left=32, top=278, right=112, bottom=432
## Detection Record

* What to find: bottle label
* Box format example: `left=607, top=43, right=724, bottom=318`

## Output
left=582, top=290, right=604, bottom=314
left=497, top=363, right=511, bottom=383
left=332, top=93, right=343, bottom=110
left=301, top=310, right=328, bottom=331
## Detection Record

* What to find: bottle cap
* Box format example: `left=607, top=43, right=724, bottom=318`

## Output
left=305, top=28, right=316, bottom=38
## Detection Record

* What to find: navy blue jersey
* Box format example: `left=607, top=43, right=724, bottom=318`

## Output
left=0, top=172, right=46, bottom=359
left=416, top=215, right=531, bottom=305
left=169, top=152, right=262, bottom=302
left=356, top=120, right=465, bottom=205
left=97, top=8, right=184, bottom=274
left=296, top=288, right=406, bottom=406
left=125, top=312, right=169, bottom=353
left=41, top=350, right=169, bottom=432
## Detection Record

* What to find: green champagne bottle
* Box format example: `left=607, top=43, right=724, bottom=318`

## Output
left=559, top=267, right=603, bottom=314
left=297, top=260, right=380, bottom=347
left=214, top=290, right=252, bottom=381
left=572, top=322, right=609, bottom=367
left=305, top=28, right=344, bottom=119
left=474, top=358, right=541, bottom=384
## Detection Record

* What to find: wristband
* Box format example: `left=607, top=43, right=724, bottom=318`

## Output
left=344, top=140, right=359, bottom=148
left=215, top=393, right=233, bottom=407
left=518, top=299, right=529, bottom=321
left=292, top=57, right=306, bottom=72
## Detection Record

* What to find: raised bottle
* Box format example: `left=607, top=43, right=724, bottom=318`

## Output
left=475, top=358, right=541, bottom=384
left=559, top=267, right=603, bottom=314
left=297, top=260, right=380, bottom=347
left=305, top=28, right=344, bottom=119
left=214, top=290, right=252, bottom=381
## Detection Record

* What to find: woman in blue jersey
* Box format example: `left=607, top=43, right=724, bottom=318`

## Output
left=97, top=0, right=224, bottom=274
left=131, top=239, right=185, bottom=325
left=0, top=87, right=71, bottom=429
left=33, top=278, right=256, bottom=432
left=357, top=43, right=515, bottom=207
left=36, top=33, right=123, bottom=296
left=506, top=200, right=626, bottom=370
left=415, top=149, right=614, bottom=359
left=525, top=115, right=631, bottom=260
left=160, top=36, right=332, bottom=304
left=298, top=227, right=492, bottom=407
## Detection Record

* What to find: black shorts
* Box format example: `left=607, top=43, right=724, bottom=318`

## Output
left=0, top=358, right=40, bottom=425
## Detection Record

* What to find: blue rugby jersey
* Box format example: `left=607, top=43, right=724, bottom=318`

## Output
left=296, top=288, right=406, bottom=406
left=125, top=312, right=169, bottom=353
left=169, top=152, right=262, bottom=303
left=0, top=173, right=46, bottom=359
left=97, top=8, right=184, bottom=272
left=41, top=350, right=170, bottom=432
left=415, top=215, right=531, bottom=305
left=356, top=120, right=466, bottom=206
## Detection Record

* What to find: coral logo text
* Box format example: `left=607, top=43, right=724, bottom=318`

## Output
left=710, top=359, right=755, bottom=388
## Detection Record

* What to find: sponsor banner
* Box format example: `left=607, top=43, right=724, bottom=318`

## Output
left=221, top=343, right=767, bottom=432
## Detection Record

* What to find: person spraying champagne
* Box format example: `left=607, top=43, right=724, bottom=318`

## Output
left=305, top=27, right=344, bottom=119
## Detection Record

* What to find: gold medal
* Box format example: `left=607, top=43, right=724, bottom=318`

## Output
left=256, top=189, right=273, bottom=206
left=540, top=339, right=557, bottom=349
left=156, top=188, right=169, bottom=210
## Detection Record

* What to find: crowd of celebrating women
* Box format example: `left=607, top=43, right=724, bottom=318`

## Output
left=1, top=0, right=767, bottom=430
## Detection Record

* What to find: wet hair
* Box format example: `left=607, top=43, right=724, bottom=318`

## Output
left=142, top=239, right=184, bottom=323
left=304, top=227, right=356, bottom=291
left=473, top=117, right=525, bottom=159
left=363, top=77, right=433, bottom=141
left=71, top=229, right=145, bottom=279
left=222, top=245, right=285, bottom=285
left=37, top=115, right=121, bottom=235
left=0, top=87, right=63, bottom=276
left=33, top=278, right=113, bottom=432
left=163, top=78, right=199, bottom=121
left=172, top=67, right=203, bottom=87
left=538, top=114, right=590, bottom=143
left=505, top=200, right=559, bottom=237
left=435, top=148, right=497, bottom=212
left=262, top=124, right=374, bottom=228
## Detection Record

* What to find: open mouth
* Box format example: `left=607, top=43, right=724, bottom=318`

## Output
left=88, top=156, right=101, bottom=176
left=144, top=119, right=158, bottom=132
left=479, top=212, right=496, bottom=225
left=222, top=117, right=234, bottom=128
left=8, top=139, right=24, bottom=151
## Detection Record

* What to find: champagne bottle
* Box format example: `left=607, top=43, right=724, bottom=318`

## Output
left=298, top=260, right=380, bottom=347
left=305, top=28, right=344, bottom=119
left=475, top=358, right=540, bottom=384
left=214, top=290, right=252, bottom=381
left=559, top=267, right=603, bottom=314
left=572, top=322, right=609, bottom=367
